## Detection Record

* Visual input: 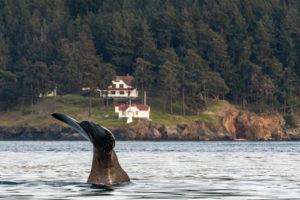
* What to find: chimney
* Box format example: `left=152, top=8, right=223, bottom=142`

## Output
left=126, top=73, right=130, bottom=78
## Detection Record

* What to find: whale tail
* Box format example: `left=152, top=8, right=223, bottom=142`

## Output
left=51, top=113, right=115, bottom=152
left=52, top=112, right=129, bottom=185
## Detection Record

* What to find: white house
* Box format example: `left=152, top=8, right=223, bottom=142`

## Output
left=115, top=103, right=150, bottom=120
left=107, top=74, right=138, bottom=99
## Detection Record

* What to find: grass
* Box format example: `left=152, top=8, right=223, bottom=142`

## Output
left=0, top=94, right=227, bottom=129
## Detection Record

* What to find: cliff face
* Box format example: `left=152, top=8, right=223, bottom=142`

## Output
left=0, top=102, right=292, bottom=141
left=113, top=103, right=287, bottom=141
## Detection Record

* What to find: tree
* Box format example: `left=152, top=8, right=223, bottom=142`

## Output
left=0, top=33, right=10, bottom=70
left=253, top=20, right=273, bottom=66
left=17, top=58, right=49, bottom=113
left=54, top=38, right=82, bottom=93
left=182, top=49, right=209, bottom=110
left=0, top=69, right=18, bottom=110
left=133, top=19, right=159, bottom=64
left=104, top=15, right=134, bottom=74
left=134, top=57, right=153, bottom=105
left=98, top=63, right=116, bottom=111
left=178, top=8, right=197, bottom=51
left=205, top=72, right=229, bottom=100
left=77, top=26, right=102, bottom=117
left=158, top=60, right=179, bottom=113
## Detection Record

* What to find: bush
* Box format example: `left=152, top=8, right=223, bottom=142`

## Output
left=284, top=115, right=298, bottom=128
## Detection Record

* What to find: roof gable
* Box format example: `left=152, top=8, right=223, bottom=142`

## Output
left=116, top=103, right=149, bottom=111
left=115, top=74, right=134, bottom=86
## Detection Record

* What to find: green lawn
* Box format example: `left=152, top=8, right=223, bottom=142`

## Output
left=0, top=94, right=226, bottom=129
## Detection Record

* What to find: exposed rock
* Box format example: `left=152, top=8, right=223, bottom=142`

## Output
left=286, top=127, right=300, bottom=140
left=0, top=125, right=82, bottom=140
left=0, top=102, right=294, bottom=141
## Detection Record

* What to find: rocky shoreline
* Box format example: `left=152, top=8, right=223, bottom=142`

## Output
left=1, top=103, right=299, bottom=141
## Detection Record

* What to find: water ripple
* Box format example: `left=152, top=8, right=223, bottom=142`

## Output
left=1, top=141, right=300, bottom=199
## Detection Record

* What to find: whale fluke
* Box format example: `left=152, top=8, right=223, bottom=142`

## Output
left=51, top=113, right=130, bottom=185
left=51, top=113, right=90, bottom=141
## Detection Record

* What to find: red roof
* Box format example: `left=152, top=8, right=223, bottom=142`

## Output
left=115, top=74, right=134, bottom=86
left=136, top=104, right=150, bottom=111
left=114, top=103, right=123, bottom=107
left=108, top=88, right=133, bottom=91
left=118, top=104, right=129, bottom=111
left=117, top=103, right=149, bottom=111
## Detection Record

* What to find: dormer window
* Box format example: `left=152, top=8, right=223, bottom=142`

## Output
left=119, top=84, right=124, bottom=88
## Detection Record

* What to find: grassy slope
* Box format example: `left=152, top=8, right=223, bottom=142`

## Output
left=0, top=94, right=226, bottom=130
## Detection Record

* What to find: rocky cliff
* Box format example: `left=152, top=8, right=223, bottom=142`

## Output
left=0, top=102, right=296, bottom=141
left=113, top=102, right=288, bottom=141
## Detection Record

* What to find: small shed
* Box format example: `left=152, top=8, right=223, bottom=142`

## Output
left=115, top=103, right=150, bottom=119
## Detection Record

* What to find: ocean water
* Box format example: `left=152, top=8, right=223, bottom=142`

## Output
left=0, top=141, right=300, bottom=199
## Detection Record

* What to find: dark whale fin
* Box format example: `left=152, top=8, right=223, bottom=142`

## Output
left=52, top=113, right=90, bottom=141
left=51, top=113, right=115, bottom=152
left=51, top=112, right=129, bottom=185
left=80, top=121, right=115, bottom=152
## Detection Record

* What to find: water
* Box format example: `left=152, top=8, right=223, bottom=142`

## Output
left=1, top=141, right=300, bottom=199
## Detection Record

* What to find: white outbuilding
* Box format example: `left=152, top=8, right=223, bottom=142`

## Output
left=115, top=103, right=150, bottom=121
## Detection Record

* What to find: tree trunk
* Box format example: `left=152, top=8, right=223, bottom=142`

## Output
left=163, top=100, right=166, bottom=113
left=20, top=97, right=24, bottom=115
left=181, top=87, right=185, bottom=116
left=170, top=96, right=173, bottom=114
left=105, top=91, right=109, bottom=113
left=144, top=91, right=147, bottom=105
left=141, top=83, right=144, bottom=104
left=100, top=90, right=105, bottom=107
left=202, top=82, right=207, bottom=105
left=88, top=91, right=92, bottom=117
left=31, top=98, right=34, bottom=114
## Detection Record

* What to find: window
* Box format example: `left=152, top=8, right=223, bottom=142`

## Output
left=136, top=111, right=138, bottom=115
left=119, top=84, right=124, bottom=88
left=111, top=91, right=116, bottom=95
left=112, top=84, right=116, bottom=88
left=120, top=91, right=124, bottom=95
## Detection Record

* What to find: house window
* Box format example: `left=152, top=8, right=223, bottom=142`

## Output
left=119, top=84, right=124, bottom=88
left=136, top=111, right=138, bottom=115
left=120, top=91, right=124, bottom=95
left=111, top=91, right=116, bottom=95
left=112, top=84, right=116, bottom=88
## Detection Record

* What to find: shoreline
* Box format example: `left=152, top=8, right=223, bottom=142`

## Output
left=1, top=101, right=299, bottom=141
left=0, top=121, right=299, bottom=141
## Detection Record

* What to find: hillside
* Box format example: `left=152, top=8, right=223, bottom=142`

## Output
left=0, top=94, right=219, bottom=129
left=0, top=94, right=299, bottom=141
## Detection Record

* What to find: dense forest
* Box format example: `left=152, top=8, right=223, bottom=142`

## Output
left=0, top=0, right=299, bottom=115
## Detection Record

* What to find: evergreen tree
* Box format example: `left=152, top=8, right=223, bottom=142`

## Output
left=0, top=33, right=10, bottom=70
left=134, top=57, right=153, bottom=105
left=158, top=60, right=179, bottom=114
left=77, top=26, right=102, bottom=117
left=0, top=0, right=299, bottom=114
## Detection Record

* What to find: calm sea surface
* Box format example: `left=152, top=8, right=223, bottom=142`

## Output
left=0, top=141, right=300, bottom=199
